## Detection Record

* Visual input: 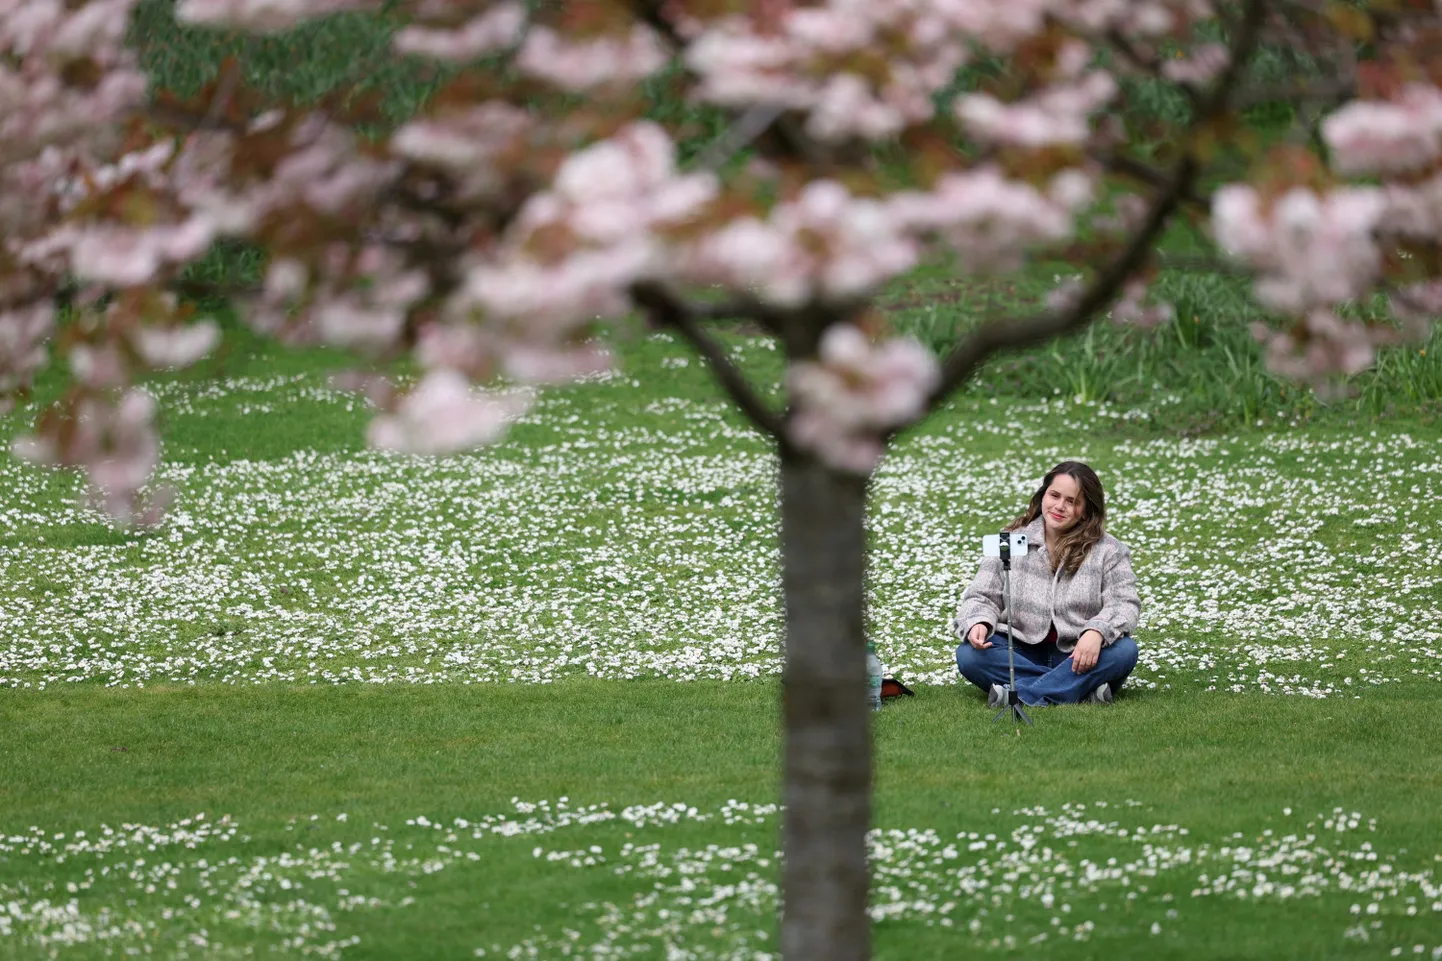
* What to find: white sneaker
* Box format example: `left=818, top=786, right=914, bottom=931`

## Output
left=988, top=683, right=1009, bottom=709
left=1088, top=684, right=1114, bottom=705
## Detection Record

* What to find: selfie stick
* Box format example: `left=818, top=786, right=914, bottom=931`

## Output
left=992, top=535, right=1033, bottom=726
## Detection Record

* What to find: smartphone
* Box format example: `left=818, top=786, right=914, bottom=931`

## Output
left=982, top=532, right=1028, bottom=558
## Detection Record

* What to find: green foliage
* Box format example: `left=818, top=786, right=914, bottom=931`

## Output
left=890, top=265, right=1442, bottom=433
left=115, top=5, right=1441, bottom=433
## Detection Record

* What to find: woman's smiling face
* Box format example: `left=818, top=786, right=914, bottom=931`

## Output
left=1042, top=473, right=1084, bottom=536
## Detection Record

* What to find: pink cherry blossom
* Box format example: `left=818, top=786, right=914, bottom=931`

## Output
left=1111, top=276, right=1175, bottom=327
left=390, top=101, right=533, bottom=200
left=68, top=341, right=128, bottom=389
left=957, top=72, right=1117, bottom=147
left=393, top=1, right=525, bottom=61
left=889, top=166, right=1094, bottom=270
left=367, top=369, right=529, bottom=455
left=515, top=24, right=668, bottom=92
left=269, top=116, right=402, bottom=216
left=244, top=245, right=430, bottom=354
left=63, top=219, right=219, bottom=286
left=453, top=122, right=715, bottom=330
left=1251, top=309, right=1376, bottom=383
left=459, top=245, right=652, bottom=330
left=415, top=321, right=493, bottom=378
left=11, top=387, right=164, bottom=525
left=547, top=122, right=717, bottom=242
left=684, top=19, right=802, bottom=108
left=686, top=3, right=968, bottom=142
left=786, top=324, right=939, bottom=473
left=159, top=114, right=402, bottom=240
left=174, top=0, right=380, bottom=34
left=0, top=301, right=53, bottom=411
left=0, top=1, right=147, bottom=166
left=1212, top=184, right=1385, bottom=313
left=1388, top=279, right=1442, bottom=331
left=1060, top=0, right=1210, bottom=35
left=932, top=0, right=1053, bottom=51
left=678, top=179, right=921, bottom=306
left=501, top=342, right=614, bottom=386
left=1162, top=42, right=1229, bottom=85
left=1322, top=84, right=1442, bottom=177
left=130, top=319, right=221, bottom=369
left=1377, top=174, right=1442, bottom=240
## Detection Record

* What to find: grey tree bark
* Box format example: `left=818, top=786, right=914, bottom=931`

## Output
left=777, top=448, right=872, bottom=961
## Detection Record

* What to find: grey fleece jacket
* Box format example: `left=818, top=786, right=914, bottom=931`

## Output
left=951, top=517, right=1141, bottom=652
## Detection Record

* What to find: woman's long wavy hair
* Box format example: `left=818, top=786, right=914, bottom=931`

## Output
left=1005, top=461, right=1106, bottom=577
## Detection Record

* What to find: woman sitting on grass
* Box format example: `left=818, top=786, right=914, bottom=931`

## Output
left=953, top=461, right=1141, bottom=707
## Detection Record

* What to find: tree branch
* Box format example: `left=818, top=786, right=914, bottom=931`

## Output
left=630, top=281, right=792, bottom=447
left=912, top=0, right=1268, bottom=422
left=630, top=0, right=686, bottom=49
left=1093, top=151, right=1213, bottom=212
left=1106, top=28, right=1169, bottom=78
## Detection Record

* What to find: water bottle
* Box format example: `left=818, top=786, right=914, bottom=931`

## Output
left=866, top=642, right=884, bottom=711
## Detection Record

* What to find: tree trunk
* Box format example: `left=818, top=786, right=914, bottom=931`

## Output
left=777, top=449, right=872, bottom=961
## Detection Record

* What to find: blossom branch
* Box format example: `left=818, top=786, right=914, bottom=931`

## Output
left=629, top=0, right=685, bottom=50
left=1105, top=29, right=1168, bottom=77
left=1095, top=152, right=1212, bottom=212
left=630, top=281, right=790, bottom=446
left=915, top=0, right=1268, bottom=421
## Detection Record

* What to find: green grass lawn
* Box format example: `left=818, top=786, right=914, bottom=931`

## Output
left=2, top=325, right=1441, bottom=959
left=3, top=682, right=1441, bottom=959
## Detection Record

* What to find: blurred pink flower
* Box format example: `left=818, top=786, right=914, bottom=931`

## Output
left=678, top=180, right=918, bottom=305
left=1161, top=42, right=1229, bottom=84
left=889, top=166, right=1092, bottom=271
left=65, top=219, right=219, bottom=286
left=393, top=2, right=525, bottom=61
left=958, top=72, right=1117, bottom=147
left=1252, top=309, right=1377, bottom=383
left=1112, top=276, right=1174, bottom=328
left=455, top=122, right=715, bottom=334
left=175, top=0, right=379, bottom=33
left=131, top=320, right=221, bottom=369
left=516, top=24, right=668, bottom=92
left=69, top=341, right=128, bottom=389
left=0, top=302, right=53, bottom=409
left=1213, top=184, right=1384, bottom=313
left=786, top=324, right=939, bottom=473
left=1323, top=85, right=1442, bottom=177
left=502, top=342, right=614, bottom=386
left=367, top=369, right=530, bottom=455
left=390, top=101, right=532, bottom=200
left=11, top=387, right=164, bottom=525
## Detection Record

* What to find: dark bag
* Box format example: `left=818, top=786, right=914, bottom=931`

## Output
left=881, top=677, right=915, bottom=700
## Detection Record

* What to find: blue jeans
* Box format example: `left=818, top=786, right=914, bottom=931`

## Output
left=955, top=633, right=1139, bottom=706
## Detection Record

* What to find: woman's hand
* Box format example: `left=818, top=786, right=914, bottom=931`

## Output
left=1071, top=630, right=1104, bottom=672
left=967, top=623, right=993, bottom=649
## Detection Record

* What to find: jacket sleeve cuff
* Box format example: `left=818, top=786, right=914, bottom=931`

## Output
left=1080, top=620, right=1117, bottom=645
left=953, top=613, right=996, bottom=639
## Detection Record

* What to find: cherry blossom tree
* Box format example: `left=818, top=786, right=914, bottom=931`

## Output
left=3, top=0, right=1441, bottom=957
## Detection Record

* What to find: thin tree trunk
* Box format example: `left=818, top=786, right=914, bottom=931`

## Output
left=777, top=449, right=872, bottom=961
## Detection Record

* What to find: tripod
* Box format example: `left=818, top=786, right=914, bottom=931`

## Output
left=991, top=542, right=1033, bottom=726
